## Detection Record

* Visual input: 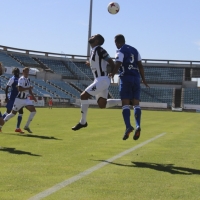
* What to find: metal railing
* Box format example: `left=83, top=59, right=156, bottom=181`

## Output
left=1, top=44, right=200, bottom=66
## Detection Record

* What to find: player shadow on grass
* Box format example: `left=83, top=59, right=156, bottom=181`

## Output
left=5, top=133, right=61, bottom=140
left=96, top=160, right=200, bottom=175
left=0, top=147, right=41, bottom=156
left=131, top=162, right=200, bottom=175
left=17, top=134, right=61, bottom=140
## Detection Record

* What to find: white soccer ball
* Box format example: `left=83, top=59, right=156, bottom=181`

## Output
left=107, top=2, right=120, bottom=15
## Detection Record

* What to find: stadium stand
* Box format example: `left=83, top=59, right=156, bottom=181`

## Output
left=72, top=62, right=94, bottom=80
left=192, top=68, right=200, bottom=78
left=37, top=57, right=74, bottom=78
left=48, top=80, right=81, bottom=98
left=109, top=84, right=173, bottom=107
left=63, top=60, right=93, bottom=82
left=0, top=76, right=8, bottom=88
left=1, top=46, right=200, bottom=110
left=183, top=88, right=200, bottom=105
left=141, top=87, right=173, bottom=107
left=144, top=66, right=184, bottom=84
left=108, top=84, right=119, bottom=99
left=11, top=53, right=38, bottom=65
left=72, top=82, right=87, bottom=92
left=31, top=79, right=73, bottom=100
left=0, top=51, right=23, bottom=68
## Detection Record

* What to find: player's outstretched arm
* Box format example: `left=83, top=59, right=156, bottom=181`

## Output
left=107, top=58, right=115, bottom=74
left=138, top=61, right=149, bottom=88
left=109, top=61, right=121, bottom=78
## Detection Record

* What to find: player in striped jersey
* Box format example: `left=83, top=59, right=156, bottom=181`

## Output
left=0, top=63, right=5, bottom=131
left=72, top=34, right=121, bottom=131
left=4, top=67, right=37, bottom=133
left=3, top=68, right=24, bottom=133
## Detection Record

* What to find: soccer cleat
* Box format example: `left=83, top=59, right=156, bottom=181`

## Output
left=15, top=128, right=25, bottom=134
left=133, top=127, right=141, bottom=140
left=24, top=126, right=33, bottom=133
left=123, top=126, right=134, bottom=140
left=72, top=122, right=88, bottom=131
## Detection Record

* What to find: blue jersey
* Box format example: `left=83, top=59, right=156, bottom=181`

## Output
left=7, top=76, right=19, bottom=100
left=115, top=44, right=141, bottom=77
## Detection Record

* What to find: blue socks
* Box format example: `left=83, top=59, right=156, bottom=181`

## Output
left=134, top=105, right=141, bottom=128
left=122, top=105, right=131, bottom=129
left=122, top=105, right=142, bottom=130
left=17, top=114, right=23, bottom=129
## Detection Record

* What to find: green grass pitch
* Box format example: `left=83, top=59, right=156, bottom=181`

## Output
left=0, top=108, right=200, bottom=200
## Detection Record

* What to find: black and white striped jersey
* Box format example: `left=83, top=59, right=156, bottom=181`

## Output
left=90, top=46, right=111, bottom=78
left=17, top=76, right=31, bottom=99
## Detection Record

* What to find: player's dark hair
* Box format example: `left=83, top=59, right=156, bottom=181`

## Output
left=96, top=34, right=105, bottom=45
left=115, top=34, right=125, bottom=44
left=12, top=67, right=20, bottom=74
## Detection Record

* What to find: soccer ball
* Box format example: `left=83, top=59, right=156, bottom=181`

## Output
left=107, top=2, right=120, bottom=15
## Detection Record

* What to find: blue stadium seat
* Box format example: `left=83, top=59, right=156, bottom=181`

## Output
left=0, top=51, right=23, bottom=68
left=12, top=53, right=38, bottom=65
left=183, top=88, right=200, bottom=104
left=38, top=58, right=74, bottom=78
left=108, top=84, right=173, bottom=106
left=144, top=67, right=184, bottom=84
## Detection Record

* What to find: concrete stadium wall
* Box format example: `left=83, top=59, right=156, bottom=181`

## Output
left=183, top=104, right=200, bottom=110
left=75, top=99, right=167, bottom=109
left=140, top=102, right=167, bottom=108
left=36, top=72, right=61, bottom=81
left=182, top=81, right=198, bottom=88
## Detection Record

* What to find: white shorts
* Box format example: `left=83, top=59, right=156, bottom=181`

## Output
left=85, top=76, right=111, bottom=100
left=12, top=98, right=34, bottom=111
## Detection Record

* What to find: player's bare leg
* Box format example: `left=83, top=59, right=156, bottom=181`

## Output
left=97, top=97, right=107, bottom=108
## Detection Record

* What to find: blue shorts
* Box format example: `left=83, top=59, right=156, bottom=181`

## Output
left=0, top=111, right=2, bottom=118
left=119, top=75, right=140, bottom=100
left=6, top=99, right=15, bottom=111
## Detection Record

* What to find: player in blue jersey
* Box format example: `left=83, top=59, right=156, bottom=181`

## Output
left=3, top=68, right=24, bottom=133
left=0, top=63, right=5, bottom=132
left=109, top=34, right=149, bottom=140
left=4, top=67, right=37, bottom=133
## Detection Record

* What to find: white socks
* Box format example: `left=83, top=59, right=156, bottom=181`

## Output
left=79, top=99, right=121, bottom=124
left=80, top=100, right=89, bottom=124
left=25, top=112, right=36, bottom=127
left=106, top=99, right=122, bottom=108
left=4, top=113, right=15, bottom=122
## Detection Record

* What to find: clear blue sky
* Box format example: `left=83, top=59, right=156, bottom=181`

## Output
left=0, top=0, right=200, bottom=61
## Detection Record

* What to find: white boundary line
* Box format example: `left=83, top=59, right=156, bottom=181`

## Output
left=28, top=132, right=166, bottom=200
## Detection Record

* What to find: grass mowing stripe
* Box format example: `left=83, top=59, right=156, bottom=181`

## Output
left=28, top=132, right=166, bottom=200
